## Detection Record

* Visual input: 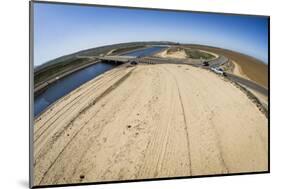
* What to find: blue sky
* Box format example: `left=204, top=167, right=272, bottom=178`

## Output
left=33, top=2, right=269, bottom=66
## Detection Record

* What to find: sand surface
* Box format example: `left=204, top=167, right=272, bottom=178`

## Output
left=155, top=49, right=187, bottom=59
left=232, top=60, right=249, bottom=79
left=33, top=64, right=268, bottom=186
left=243, top=86, right=268, bottom=110
left=230, top=61, right=268, bottom=108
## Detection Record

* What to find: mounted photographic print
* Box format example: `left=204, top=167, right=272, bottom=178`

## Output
left=30, top=1, right=269, bottom=188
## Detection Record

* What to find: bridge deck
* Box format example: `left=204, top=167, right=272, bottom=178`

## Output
left=98, top=55, right=137, bottom=62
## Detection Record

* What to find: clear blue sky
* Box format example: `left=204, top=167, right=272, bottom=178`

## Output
left=33, top=2, right=269, bottom=66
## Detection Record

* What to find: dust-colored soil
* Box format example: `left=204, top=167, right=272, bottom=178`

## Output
left=155, top=49, right=187, bottom=59
left=33, top=64, right=268, bottom=186
left=242, top=86, right=268, bottom=110
left=185, top=45, right=268, bottom=88
left=232, top=60, right=249, bottom=80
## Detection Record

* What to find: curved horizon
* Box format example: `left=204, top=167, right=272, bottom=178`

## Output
left=35, top=41, right=268, bottom=68
left=33, top=2, right=269, bottom=66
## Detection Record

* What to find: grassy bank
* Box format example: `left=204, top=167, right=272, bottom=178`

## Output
left=110, top=45, right=145, bottom=55
left=34, top=58, right=93, bottom=87
left=184, top=48, right=215, bottom=60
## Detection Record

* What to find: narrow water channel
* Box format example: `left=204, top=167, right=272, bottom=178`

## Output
left=34, top=46, right=164, bottom=117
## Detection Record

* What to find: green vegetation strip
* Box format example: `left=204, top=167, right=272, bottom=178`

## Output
left=184, top=49, right=215, bottom=60
left=35, top=58, right=93, bottom=87
left=110, top=45, right=145, bottom=55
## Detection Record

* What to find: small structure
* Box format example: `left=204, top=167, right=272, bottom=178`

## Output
left=203, top=61, right=209, bottom=66
left=130, top=60, right=138, bottom=65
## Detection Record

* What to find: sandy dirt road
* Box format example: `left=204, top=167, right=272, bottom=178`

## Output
left=33, top=64, right=268, bottom=186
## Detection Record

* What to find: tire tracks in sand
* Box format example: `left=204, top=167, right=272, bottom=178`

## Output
left=34, top=66, right=130, bottom=143
left=160, top=65, right=193, bottom=175
left=34, top=64, right=267, bottom=185
left=35, top=67, right=135, bottom=185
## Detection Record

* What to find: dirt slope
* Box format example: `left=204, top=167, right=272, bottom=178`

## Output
left=185, top=45, right=268, bottom=88
left=155, top=49, right=187, bottom=59
left=33, top=64, right=268, bottom=186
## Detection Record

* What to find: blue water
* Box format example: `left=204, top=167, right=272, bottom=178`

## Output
left=34, top=63, right=116, bottom=117
left=122, top=46, right=164, bottom=57
left=34, top=46, right=164, bottom=117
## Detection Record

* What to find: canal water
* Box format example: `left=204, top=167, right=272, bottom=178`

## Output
left=121, top=46, right=165, bottom=57
left=34, top=46, right=164, bottom=117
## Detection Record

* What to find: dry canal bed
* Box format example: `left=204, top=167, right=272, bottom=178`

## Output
left=33, top=64, right=268, bottom=186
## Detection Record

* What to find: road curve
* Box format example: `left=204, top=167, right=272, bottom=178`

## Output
left=226, top=73, right=268, bottom=96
